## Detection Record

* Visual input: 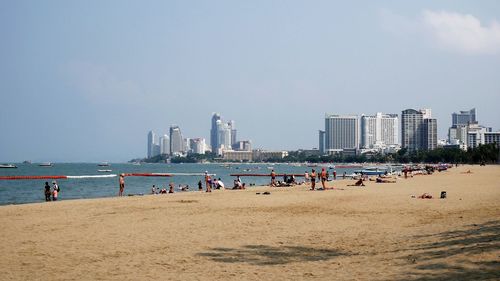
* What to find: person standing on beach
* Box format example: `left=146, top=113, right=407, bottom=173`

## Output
left=304, top=171, right=310, bottom=183
left=333, top=170, right=337, bottom=180
left=320, top=168, right=327, bottom=189
left=310, top=169, right=316, bottom=190
left=118, top=174, right=125, bottom=196
left=205, top=172, right=211, bottom=192
left=270, top=170, right=276, bottom=187
left=52, top=184, right=58, bottom=201
left=198, top=180, right=203, bottom=191
left=44, top=182, right=51, bottom=201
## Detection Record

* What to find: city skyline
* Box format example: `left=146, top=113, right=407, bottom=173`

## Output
left=1, top=1, right=499, bottom=162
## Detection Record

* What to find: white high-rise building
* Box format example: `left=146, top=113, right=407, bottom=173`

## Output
left=169, top=125, right=184, bottom=156
left=147, top=130, right=160, bottom=158
left=217, top=120, right=232, bottom=152
left=160, top=134, right=170, bottom=155
left=324, top=114, right=359, bottom=153
left=190, top=138, right=206, bottom=154
left=361, top=113, right=399, bottom=149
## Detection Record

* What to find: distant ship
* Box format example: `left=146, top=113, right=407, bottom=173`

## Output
left=98, top=169, right=112, bottom=173
left=98, top=162, right=110, bottom=167
left=0, top=164, right=17, bottom=168
left=39, top=162, right=53, bottom=167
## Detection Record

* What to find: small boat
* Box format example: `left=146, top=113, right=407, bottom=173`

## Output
left=39, top=162, right=53, bottom=167
left=22, top=160, right=32, bottom=164
left=0, top=164, right=17, bottom=168
left=98, top=169, right=112, bottom=173
left=98, top=162, right=110, bottom=167
left=354, top=167, right=387, bottom=176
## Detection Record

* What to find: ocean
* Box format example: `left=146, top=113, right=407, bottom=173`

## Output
left=0, top=163, right=359, bottom=205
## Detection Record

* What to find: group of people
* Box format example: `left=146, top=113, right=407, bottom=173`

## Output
left=43, top=181, right=60, bottom=201
left=270, top=168, right=332, bottom=190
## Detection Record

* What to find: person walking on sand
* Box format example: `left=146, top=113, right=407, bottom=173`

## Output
left=320, top=168, right=327, bottom=189
left=205, top=171, right=212, bottom=192
left=44, top=182, right=51, bottom=201
left=118, top=174, right=125, bottom=196
left=270, top=170, right=276, bottom=187
left=310, top=169, right=316, bottom=190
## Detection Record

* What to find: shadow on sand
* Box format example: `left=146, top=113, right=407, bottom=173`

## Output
left=402, top=220, right=500, bottom=281
left=198, top=244, right=345, bottom=266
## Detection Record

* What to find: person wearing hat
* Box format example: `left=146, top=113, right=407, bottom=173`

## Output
left=52, top=181, right=60, bottom=201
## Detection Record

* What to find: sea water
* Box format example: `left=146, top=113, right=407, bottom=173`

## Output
left=0, top=163, right=357, bottom=205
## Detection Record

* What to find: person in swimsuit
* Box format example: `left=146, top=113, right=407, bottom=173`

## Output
left=310, top=169, right=316, bottom=190
left=320, top=168, right=327, bottom=189
left=119, top=174, right=125, bottom=196
left=44, top=182, right=51, bottom=201
left=270, top=170, right=276, bottom=187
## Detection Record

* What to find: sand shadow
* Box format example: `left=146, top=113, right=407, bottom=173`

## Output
left=401, top=220, right=500, bottom=281
left=198, top=244, right=345, bottom=266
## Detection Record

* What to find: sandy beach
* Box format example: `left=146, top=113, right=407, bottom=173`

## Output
left=0, top=165, right=499, bottom=280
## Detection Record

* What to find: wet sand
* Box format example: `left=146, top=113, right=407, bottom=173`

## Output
left=0, top=165, right=499, bottom=280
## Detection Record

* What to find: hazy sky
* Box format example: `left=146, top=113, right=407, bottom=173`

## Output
left=1, top=0, right=499, bottom=162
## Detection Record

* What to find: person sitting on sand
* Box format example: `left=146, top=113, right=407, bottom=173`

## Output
left=160, top=188, right=167, bottom=194
left=418, top=193, right=432, bottom=199
left=348, top=179, right=365, bottom=186
left=375, top=176, right=396, bottom=183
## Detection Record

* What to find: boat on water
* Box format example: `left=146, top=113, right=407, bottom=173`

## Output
left=0, top=164, right=17, bottom=168
left=98, top=162, right=110, bottom=167
left=98, top=169, right=112, bottom=173
left=354, top=167, right=387, bottom=176
left=39, top=162, right=53, bottom=167
left=22, top=160, right=32, bottom=164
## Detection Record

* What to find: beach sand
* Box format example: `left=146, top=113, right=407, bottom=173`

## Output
left=0, top=165, right=499, bottom=280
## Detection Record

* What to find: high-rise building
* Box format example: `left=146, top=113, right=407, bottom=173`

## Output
left=401, top=109, right=423, bottom=151
left=147, top=130, right=159, bottom=158
left=452, top=108, right=476, bottom=126
left=324, top=114, right=359, bottom=153
left=423, top=118, right=438, bottom=150
left=210, top=113, right=221, bottom=152
left=361, top=113, right=399, bottom=149
left=401, top=109, right=437, bottom=151
left=169, top=125, right=184, bottom=156
left=189, top=138, right=206, bottom=154
left=449, top=108, right=477, bottom=145
left=217, top=120, right=232, bottom=153
left=160, top=134, right=170, bottom=155
left=318, top=130, right=325, bottom=155
left=228, top=120, right=237, bottom=146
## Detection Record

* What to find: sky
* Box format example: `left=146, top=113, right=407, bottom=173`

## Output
left=1, top=0, right=499, bottom=162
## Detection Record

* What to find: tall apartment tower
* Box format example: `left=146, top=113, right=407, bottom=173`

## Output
left=361, top=113, right=399, bottom=149
left=216, top=120, right=232, bottom=152
left=401, top=109, right=437, bottom=151
left=318, top=130, right=325, bottom=155
left=147, top=130, right=156, bottom=158
left=449, top=108, right=477, bottom=145
left=228, top=120, right=237, bottom=147
left=324, top=114, right=359, bottom=153
left=210, top=113, right=221, bottom=153
left=169, top=125, right=184, bottom=156
left=452, top=108, right=476, bottom=126
left=160, top=134, right=170, bottom=155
